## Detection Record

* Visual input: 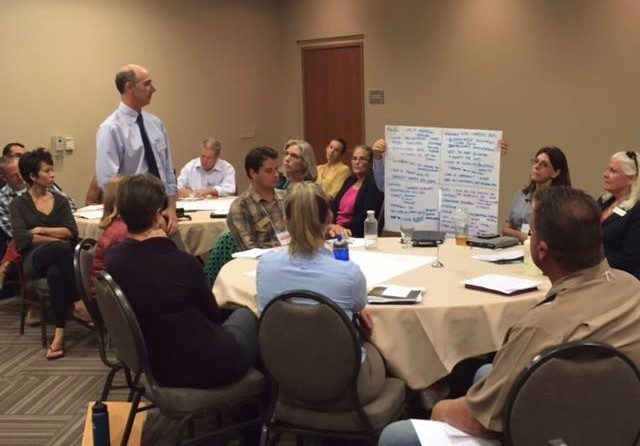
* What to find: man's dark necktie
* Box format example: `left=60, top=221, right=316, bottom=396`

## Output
left=136, top=114, right=160, bottom=178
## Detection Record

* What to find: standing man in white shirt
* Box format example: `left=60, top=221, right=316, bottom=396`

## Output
left=177, top=137, right=236, bottom=198
left=96, top=63, right=179, bottom=234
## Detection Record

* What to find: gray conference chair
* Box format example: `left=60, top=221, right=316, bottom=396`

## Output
left=73, top=238, right=130, bottom=401
left=258, top=290, right=405, bottom=445
left=94, top=271, right=265, bottom=446
left=503, top=341, right=640, bottom=446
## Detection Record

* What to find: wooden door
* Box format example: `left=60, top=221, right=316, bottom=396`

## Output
left=302, top=44, right=364, bottom=164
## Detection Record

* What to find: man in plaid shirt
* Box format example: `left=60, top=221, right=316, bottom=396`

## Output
left=0, top=156, right=27, bottom=245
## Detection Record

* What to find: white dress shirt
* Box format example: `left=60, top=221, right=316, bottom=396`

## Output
left=96, top=102, right=177, bottom=196
left=177, top=157, right=236, bottom=196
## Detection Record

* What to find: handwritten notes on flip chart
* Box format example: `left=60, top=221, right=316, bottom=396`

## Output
left=384, top=125, right=502, bottom=235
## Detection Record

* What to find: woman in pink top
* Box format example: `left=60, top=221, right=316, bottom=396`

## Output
left=90, top=176, right=128, bottom=297
left=330, top=145, right=384, bottom=237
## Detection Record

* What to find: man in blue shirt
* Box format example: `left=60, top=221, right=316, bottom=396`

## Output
left=96, top=64, right=178, bottom=234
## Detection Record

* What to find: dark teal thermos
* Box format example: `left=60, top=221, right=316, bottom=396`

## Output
left=92, top=401, right=111, bottom=446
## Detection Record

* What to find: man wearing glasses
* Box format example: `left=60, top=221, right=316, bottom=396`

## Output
left=96, top=64, right=179, bottom=234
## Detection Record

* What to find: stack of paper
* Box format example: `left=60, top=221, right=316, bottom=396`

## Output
left=177, top=196, right=235, bottom=213
left=368, top=284, right=425, bottom=304
left=74, top=205, right=104, bottom=220
left=231, top=247, right=278, bottom=259
left=463, top=274, right=540, bottom=296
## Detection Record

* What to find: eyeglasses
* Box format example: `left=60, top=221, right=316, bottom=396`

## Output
left=626, top=151, right=638, bottom=174
left=285, top=150, right=302, bottom=160
left=352, top=155, right=371, bottom=163
left=530, top=158, right=551, bottom=169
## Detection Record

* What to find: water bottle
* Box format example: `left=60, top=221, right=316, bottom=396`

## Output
left=364, top=210, right=378, bottom=249
left=92, top=401, right=111, bottom=446
left=333, top=233, right=349, bottom=261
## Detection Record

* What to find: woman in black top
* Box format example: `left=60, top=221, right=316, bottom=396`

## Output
left=106, top=174, right=258, bottom=388
left=10, top=148, right=90, bottom=360
left=331, top=145, right=384, bottom=237
left=599, top=150, right=640, bottom=279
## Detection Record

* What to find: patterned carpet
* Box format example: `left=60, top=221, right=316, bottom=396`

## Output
left=0, top=296, right=375, bottom=446
left=0, top=296, right=189, bottom=446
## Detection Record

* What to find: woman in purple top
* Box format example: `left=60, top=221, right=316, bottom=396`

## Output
left=331, top=145, right=384, bottom=237
left=105, top=174, right=258, bottom=388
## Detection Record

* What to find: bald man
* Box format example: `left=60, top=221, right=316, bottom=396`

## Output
left=96, top=63, right=178, bottom=234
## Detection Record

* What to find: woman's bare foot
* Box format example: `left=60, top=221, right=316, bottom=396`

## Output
left=72, top=300, right=93, bottom=323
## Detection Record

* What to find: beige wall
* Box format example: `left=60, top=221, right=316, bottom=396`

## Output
left=0, top=0, right=283, bottom=202
left=278, top=0, right=640, bottom=220
left=3, top=0, right=640, bottom=220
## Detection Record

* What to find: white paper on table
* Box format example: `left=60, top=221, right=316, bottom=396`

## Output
left=472, top=250, right=524, bottom=263
left=380, top=284, right=418, bottom=298
left=348, top=250, right=434, bottom=289
left=411, top=419, right=500, bottom=446
left=74, top=205, right=104, bottom=220
left=232, top=248, right=278, bottom=259
left=177, top=196, right=235, bottom=213
left=463, top=274, right=540, bottom=295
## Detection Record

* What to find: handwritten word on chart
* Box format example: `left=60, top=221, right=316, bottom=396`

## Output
left=384, top=125, right=502, bottom=234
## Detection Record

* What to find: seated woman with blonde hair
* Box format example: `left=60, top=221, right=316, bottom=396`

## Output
left=257, top=181, right=386, bottom=403
left=599, top=150, right=640, bottom=279
left=90, top=175, right=128, bottom=296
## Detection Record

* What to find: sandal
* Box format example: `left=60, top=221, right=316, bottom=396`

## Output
left=46, top=345, right=65, bottom=360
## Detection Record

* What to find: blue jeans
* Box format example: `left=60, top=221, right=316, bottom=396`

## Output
left=378, top=420, right=420, bottom=446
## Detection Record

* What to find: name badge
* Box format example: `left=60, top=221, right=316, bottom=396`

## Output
left=613, top=207, right=627, bottom=217
left=520, top=223, right=531, bottom=234
left=275, top=230, right=291, bottom=246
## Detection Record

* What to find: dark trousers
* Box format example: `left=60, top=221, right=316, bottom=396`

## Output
left=24, top=242, right=79, bottom=328
left=221, top=307, right=258, bottom=374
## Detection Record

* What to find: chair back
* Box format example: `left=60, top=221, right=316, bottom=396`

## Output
left=259, top=290, right=361, bottom=405
left=204, top=231, right=238, bottom=286
left=94, top=271, right=149, bottom=378
left=503, top=341, right=640, bottom=446
left=73, top=238, right=100, bottom=321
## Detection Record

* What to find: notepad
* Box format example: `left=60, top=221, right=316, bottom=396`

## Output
left=472, top=250, right=524, bottom=264
left=463, top=274, right=539, bottom=296
left=367, top=284, right=425, bottom=304
left=231, top=248, right=277, bottom=259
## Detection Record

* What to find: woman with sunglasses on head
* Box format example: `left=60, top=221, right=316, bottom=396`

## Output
left=331, top=145, right=384, bottom=238
left=502, top=146, right=571, bottom=243
left=599, top=150, right=640, bottom=279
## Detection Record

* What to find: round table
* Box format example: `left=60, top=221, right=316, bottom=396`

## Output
left=75, top=210, right=228, bottom=257
left=212, top=238, right=550, bottom=389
